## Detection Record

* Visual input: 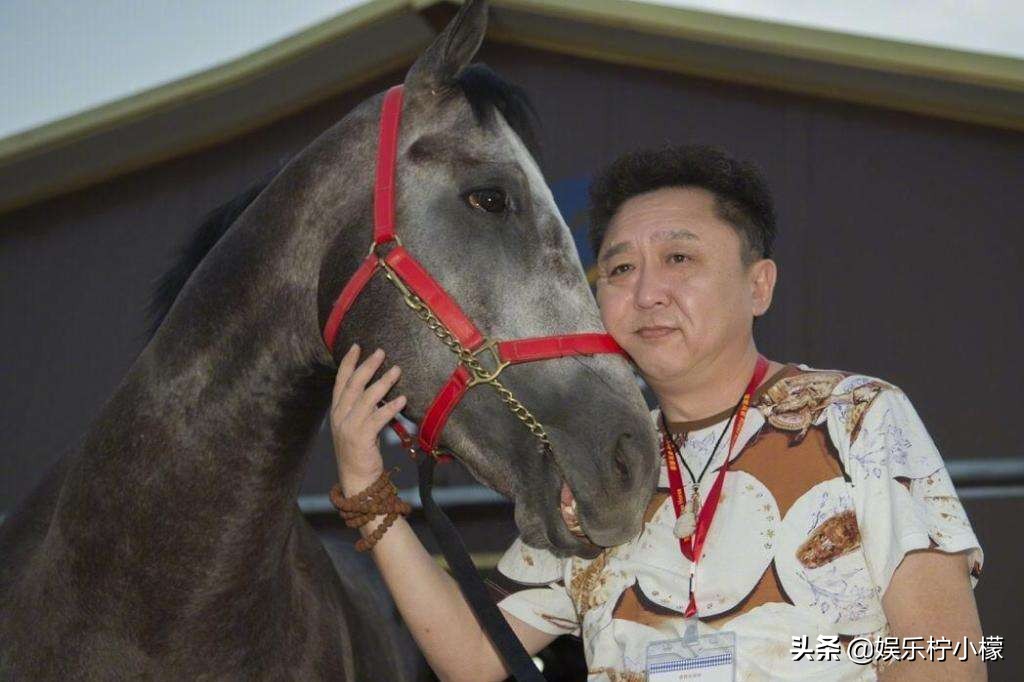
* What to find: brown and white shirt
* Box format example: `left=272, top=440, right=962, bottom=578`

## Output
left=492, top=365, right=984, bottom=681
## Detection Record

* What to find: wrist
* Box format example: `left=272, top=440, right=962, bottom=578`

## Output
left=338, top=466, right=387, bottom=497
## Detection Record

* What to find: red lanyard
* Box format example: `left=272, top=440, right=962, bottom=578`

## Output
left=660, top=355, right=769, bottom=617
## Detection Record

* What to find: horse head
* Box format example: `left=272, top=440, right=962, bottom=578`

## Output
left=314, top=0, right=659, bottom=555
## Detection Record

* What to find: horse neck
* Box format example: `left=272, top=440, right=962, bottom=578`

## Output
left=54, top=225, right=338, bottom=583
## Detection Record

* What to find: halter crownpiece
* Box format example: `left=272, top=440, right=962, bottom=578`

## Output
left=322, top=84, right=626, bottom=458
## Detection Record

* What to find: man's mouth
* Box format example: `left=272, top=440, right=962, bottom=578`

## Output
left=635, top=325, right=677, bottom=339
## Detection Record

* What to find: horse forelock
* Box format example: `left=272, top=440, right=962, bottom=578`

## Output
left=454, top=63, right=541, bottom=161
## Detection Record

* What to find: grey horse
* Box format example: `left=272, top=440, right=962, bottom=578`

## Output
left=0, top=1, right=659, bottom=678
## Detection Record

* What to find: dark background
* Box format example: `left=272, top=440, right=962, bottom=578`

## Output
left=3, top=41, right=1020, bottom=677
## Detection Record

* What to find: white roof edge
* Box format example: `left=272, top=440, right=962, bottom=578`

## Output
left=4, top=0, right=1022, bottom=156
left=2, top=0, right=1022, bottom=213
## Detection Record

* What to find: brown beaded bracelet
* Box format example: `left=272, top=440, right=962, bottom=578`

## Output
left=329, top=469, right=412, bottom=552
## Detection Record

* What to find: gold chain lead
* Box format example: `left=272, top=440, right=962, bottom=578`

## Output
left=382, top=264, right=553, bottom=455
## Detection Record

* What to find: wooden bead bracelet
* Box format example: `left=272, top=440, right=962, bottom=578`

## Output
left=329, top=469, right=411, bottom=552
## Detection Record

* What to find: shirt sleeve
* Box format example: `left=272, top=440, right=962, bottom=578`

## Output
left=490, top=537, right=580, bottom=637
left=833, top=384, right=984, bottom=597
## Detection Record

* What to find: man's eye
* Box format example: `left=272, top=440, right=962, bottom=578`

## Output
left=669, top=253, right=688, bottom=264
left=466, top=188, right=508, bottom=213
left=609, top=263, right=633, bottom=276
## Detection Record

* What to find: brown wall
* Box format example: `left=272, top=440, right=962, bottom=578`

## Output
left=3, top=42, right=1021, bottom=671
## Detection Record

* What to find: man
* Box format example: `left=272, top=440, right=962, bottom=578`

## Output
left=331, top=146, right=985, bottom=681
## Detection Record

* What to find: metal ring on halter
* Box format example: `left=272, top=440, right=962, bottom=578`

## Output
left=466, top=340, right=511, bottom=388
left=367, top=234, right=403, bottom=258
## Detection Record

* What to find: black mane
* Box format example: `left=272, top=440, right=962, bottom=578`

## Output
left=146, top=66, right=539, bottom=342
left=456, top=63, right=541, bottom=159
left=145, top=171, right=276, bottom=340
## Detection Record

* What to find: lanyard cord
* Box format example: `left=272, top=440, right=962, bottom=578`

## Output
left=659, top=396, right=743, bottom=489
left=658, top=356, right=770, bottom=617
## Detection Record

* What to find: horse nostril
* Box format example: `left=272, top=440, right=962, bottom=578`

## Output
left=613, top=433, right=633, bottom=486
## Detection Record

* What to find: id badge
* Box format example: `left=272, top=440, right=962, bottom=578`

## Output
left=645, top=624, right=736, bottom=681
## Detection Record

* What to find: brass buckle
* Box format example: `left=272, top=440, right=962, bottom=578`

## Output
left=379, top=258, right=423, bottom=311
left=466, top=339, right=511, bottom=388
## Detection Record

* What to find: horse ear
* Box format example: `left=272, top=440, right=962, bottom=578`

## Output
left=405, top=0, right=488, bottom=92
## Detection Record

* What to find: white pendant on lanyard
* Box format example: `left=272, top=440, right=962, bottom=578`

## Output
left=672, top=489, right=698, bottom=539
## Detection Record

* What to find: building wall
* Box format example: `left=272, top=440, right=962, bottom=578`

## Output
left=2, top=42, right=1020, bottom=668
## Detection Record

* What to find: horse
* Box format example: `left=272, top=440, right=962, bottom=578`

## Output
left=0, top=1, right=659, bottom=678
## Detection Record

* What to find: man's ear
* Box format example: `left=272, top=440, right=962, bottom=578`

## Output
left=749, top=258, right=777, bottom=317
left=405, top=0, right=488, bottom=94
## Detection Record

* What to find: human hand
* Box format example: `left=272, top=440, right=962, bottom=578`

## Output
left=330, top=344, right=406, bottom=496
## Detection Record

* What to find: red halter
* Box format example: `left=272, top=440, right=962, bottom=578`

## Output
left=322, top=85, right=626, bottom=457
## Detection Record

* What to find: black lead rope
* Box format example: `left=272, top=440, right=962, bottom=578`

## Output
left=417, top=455, right=545, bottom=682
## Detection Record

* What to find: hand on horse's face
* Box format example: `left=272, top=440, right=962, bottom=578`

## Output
left=331, top=344, right=406, bottom=495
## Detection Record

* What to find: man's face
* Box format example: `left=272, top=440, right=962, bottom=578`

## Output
left=594, top=186, right=772, bottom=384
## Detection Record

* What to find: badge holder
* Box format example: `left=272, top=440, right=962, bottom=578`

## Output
left=646, top=623, right=736, bottom=681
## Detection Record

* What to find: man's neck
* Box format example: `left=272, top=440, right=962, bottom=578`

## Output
left=651, top=342, right=774, bottom=424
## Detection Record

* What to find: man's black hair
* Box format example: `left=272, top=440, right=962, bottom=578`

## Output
left=588, top=145, right=776, bottom=264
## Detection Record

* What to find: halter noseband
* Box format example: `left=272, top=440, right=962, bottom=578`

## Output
left=322, top=85, right=626, bottom=458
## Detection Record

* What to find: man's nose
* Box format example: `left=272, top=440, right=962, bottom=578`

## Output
left=634, top=266, right=668, bottom=309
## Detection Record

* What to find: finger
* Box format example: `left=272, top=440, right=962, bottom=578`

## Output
left=332, top=344, right=361, bottom=406
left=346, top=347, right=386, bottom=393
left=335, top=348, right=386, bottom=416
left=349, top=365, right=402, bottom=424
left=368, top=395, right=408, bottom=433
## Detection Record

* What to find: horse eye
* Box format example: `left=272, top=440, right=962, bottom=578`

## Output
left=466, top=189, right=508, bottom=214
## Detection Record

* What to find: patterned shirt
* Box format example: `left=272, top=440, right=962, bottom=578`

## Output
left=492, top=364, right=984, bottom=681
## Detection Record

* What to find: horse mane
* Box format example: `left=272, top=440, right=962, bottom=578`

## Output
left=145, top=171, right=277, bottom=339
left=145, top=65, right=538, bottom=341
left=456, top=63, right=541, bottom=159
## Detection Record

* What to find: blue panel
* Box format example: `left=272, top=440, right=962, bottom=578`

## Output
left=551, top=174, right=594, bottom=267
